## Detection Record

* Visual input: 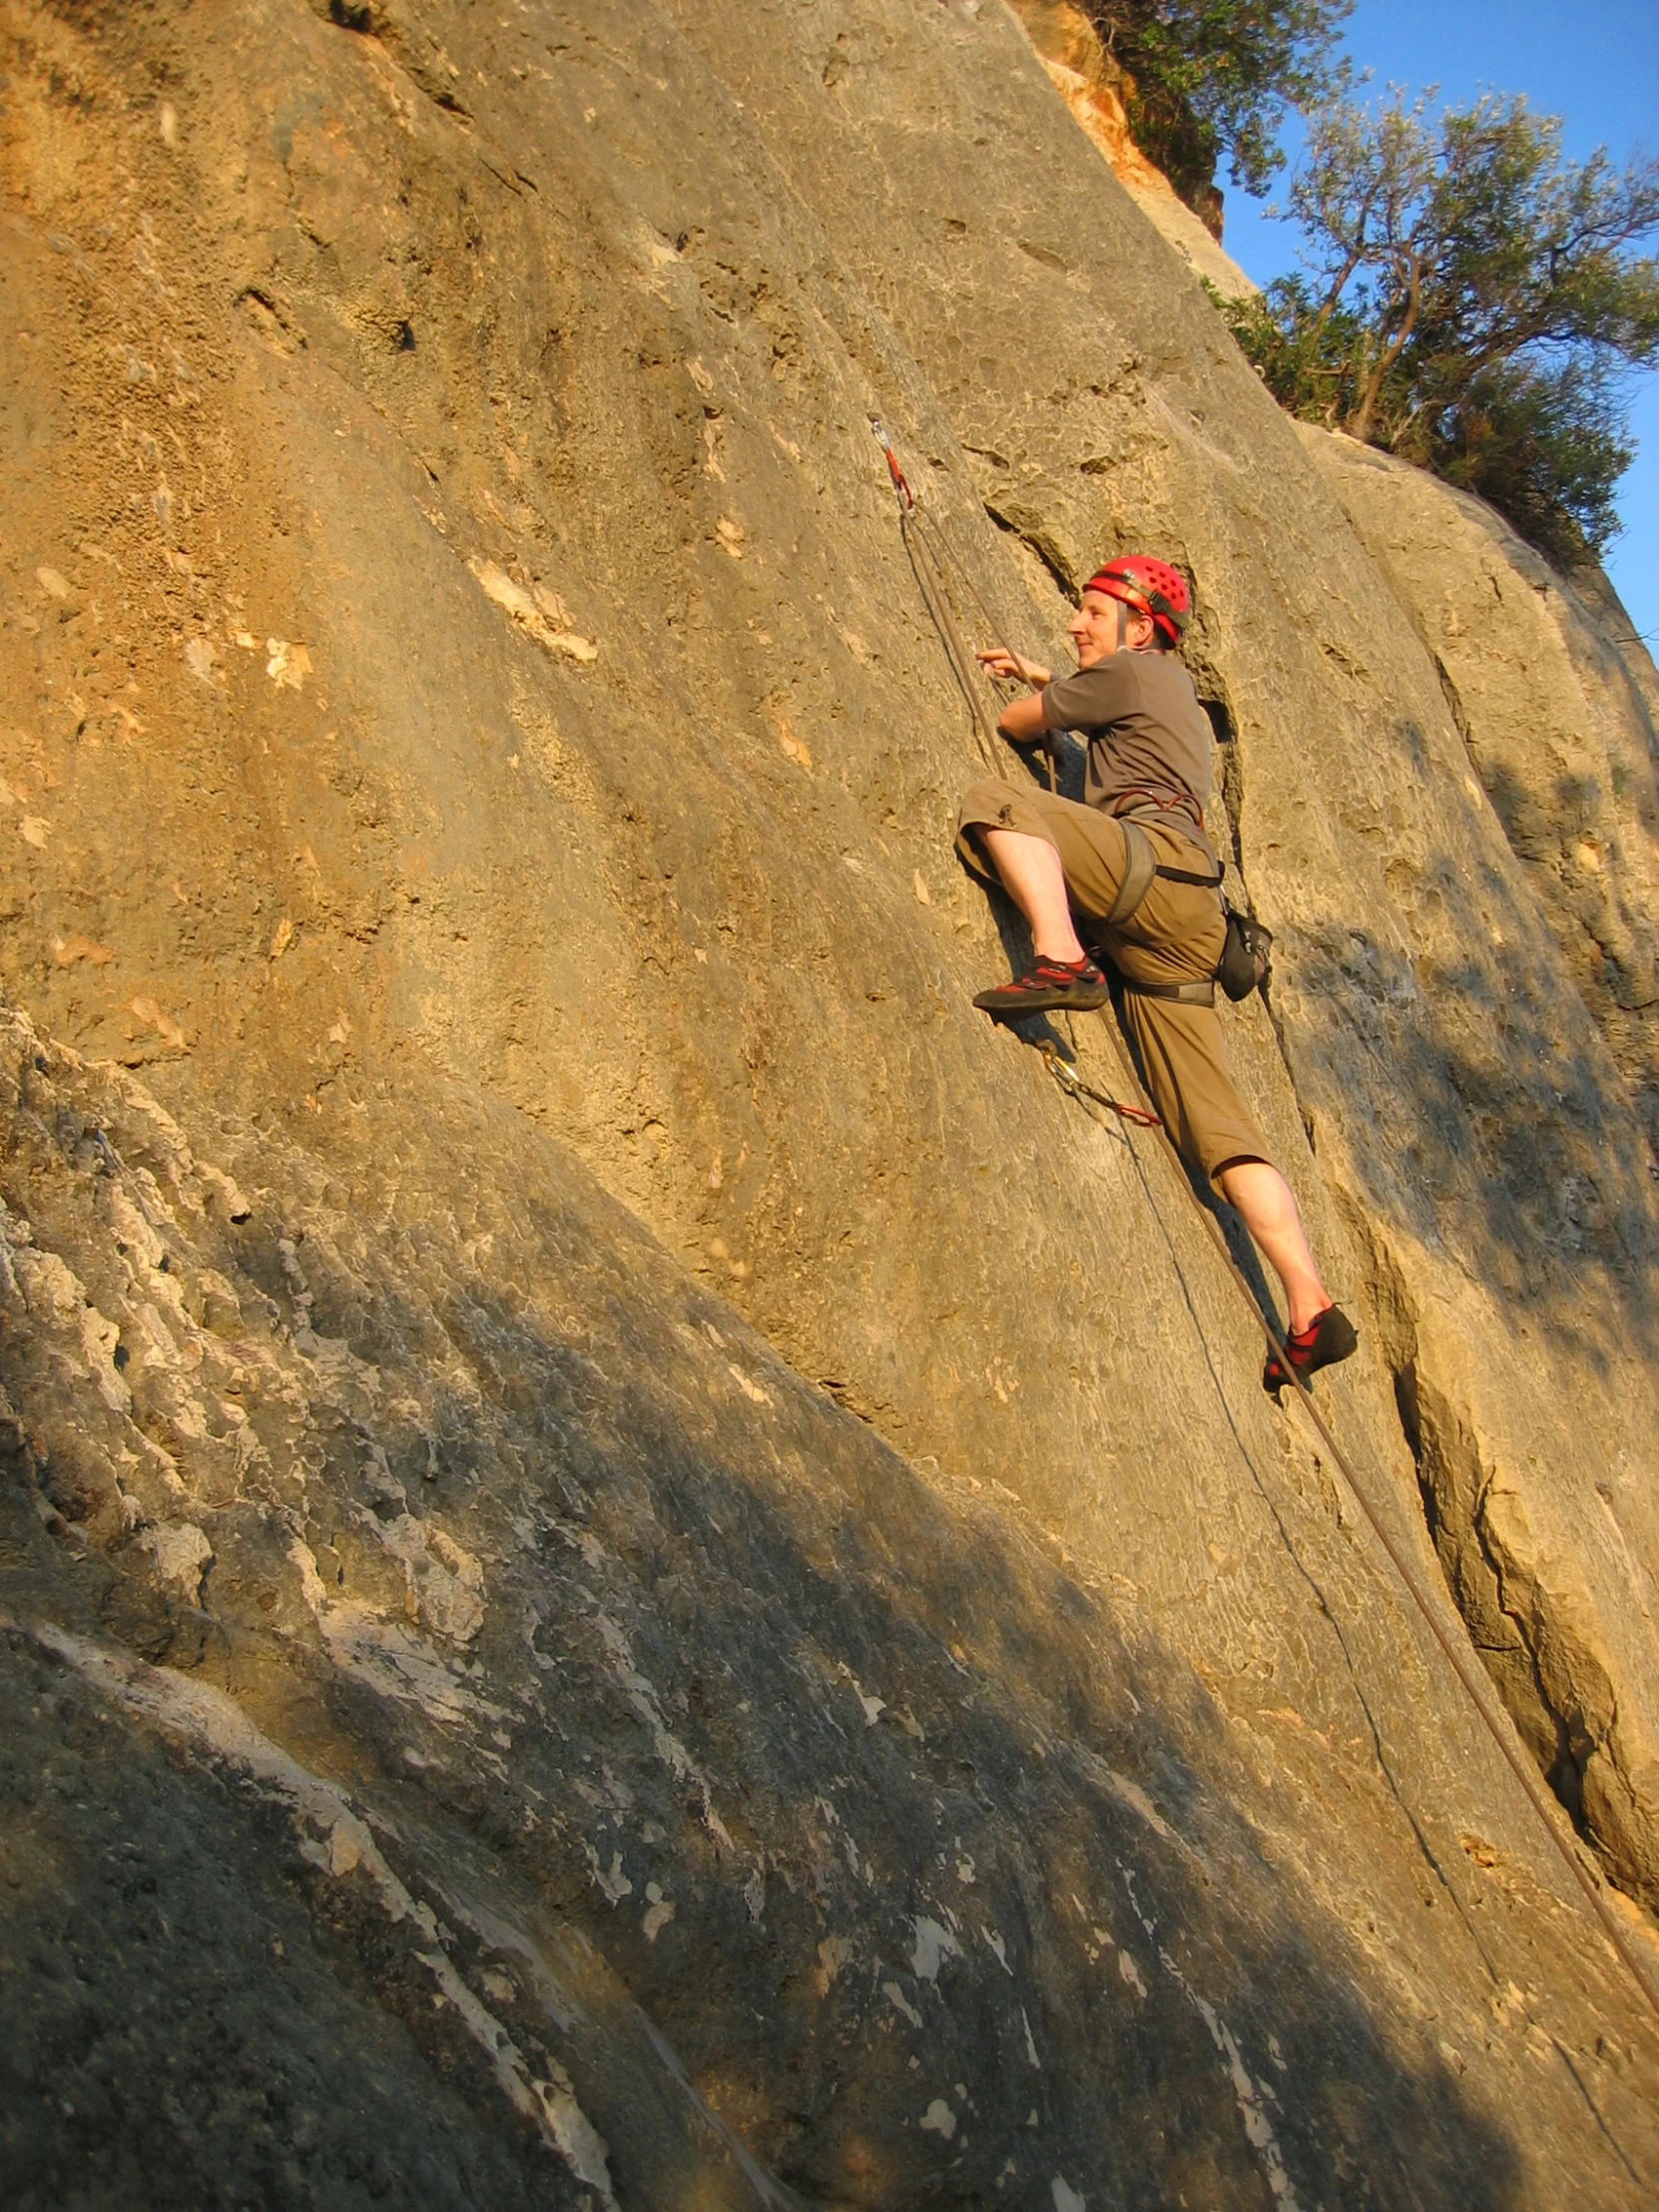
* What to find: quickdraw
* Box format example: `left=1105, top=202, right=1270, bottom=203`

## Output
left=1038, top=1040, right=1162, bottom=1127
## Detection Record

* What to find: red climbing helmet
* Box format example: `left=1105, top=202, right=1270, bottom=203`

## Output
left=1084, top=555, right=1191, bottom=647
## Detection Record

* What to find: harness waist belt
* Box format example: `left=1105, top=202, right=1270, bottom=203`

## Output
left=1118, top=975, right=1216, bottom=1006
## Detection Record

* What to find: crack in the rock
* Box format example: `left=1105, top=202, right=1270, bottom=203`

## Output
left=1221, top=750, right=1641, bottom=1907
left=1391, top=1343, right=1629, bottom=1890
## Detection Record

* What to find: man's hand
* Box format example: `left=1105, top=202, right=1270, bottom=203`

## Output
left=977, top=645, right=1051, bottom=688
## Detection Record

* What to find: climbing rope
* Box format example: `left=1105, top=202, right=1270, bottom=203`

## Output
left=873, top=422, right=1061, bottom=791
left=872, top=425, right=1659, bottom=2030
left=872, top=421, right=1001, bottom=770
left=1058, top=993, right=1659, bottom=2031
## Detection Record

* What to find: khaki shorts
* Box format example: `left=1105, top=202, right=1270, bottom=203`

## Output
left=956, top=777, right=1275, bottom=1184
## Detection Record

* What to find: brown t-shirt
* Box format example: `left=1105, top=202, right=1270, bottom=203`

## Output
left=1042, top=651, right=1219, bottom=868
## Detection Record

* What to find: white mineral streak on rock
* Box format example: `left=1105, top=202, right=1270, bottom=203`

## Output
left=1099, top=1767, right=1177, bottom=1846
left=368, top=1511, right=486, bottom=1643
left=1124, top=1856, right=1299, bottom=2198
left=264, top=638, right=312, bottom=689
left=12, top=1244, right=132, bottom=1414
left=848, top=1672, right=886, bottom=1724
left=286, top=1534, right=503, bottom=1726
left=16, top=1618, right=618, bottom=2207
left=981, top=1926, right=1011, bottom=1972
left=883, top=1980, right=922, bottom=2027
left=919, top=2097, right=956, bottom=2138
left=641, top=1884, right=675, bottom=1941
left=811, top=1794, right=865, bottom=1882
left=1021, top=2006, right=1041, bottom=2066
left=727, top=1361, right=771, bottom=1404
left=1190, top=1994, right=1303, bottom=2211
left=1074, top=1744, right=1194, bottom=1857
left=910, top=1916, right=961, bottom=1981
left=585, top=1846, right=633, bottom=1905
left=590, top=1609, right=738, bottom=1852
left=140, top=1521, right=213, bottom=1603
left=468, top=558, right=597, bottom=662
left=1051, top=2181, right=1087, bottom=2212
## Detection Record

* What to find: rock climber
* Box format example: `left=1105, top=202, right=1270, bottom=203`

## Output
left=955, top=555, right=1357, bottom=1392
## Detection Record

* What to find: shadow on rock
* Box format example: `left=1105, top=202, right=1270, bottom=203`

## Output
left=0, top=1042, right=1557, bottom=2209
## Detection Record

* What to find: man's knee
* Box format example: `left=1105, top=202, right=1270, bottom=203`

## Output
left=957, top=777, right=1023, bottom=830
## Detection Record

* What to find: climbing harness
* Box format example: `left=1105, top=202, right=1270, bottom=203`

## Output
left=874, top=424, right=1659, bottom=2029
left=1102, top=821, right=1160, bottom=926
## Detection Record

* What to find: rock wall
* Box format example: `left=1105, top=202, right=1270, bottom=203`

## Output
left=3, top=2, right=1659, bottom=2203
left=1005, top=0, right=1255, bottom=296
left=1301, top=422, right=1659, bottom=1149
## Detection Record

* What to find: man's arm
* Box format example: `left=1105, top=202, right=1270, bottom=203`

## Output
left=976, top=646, right=1051, bottom=746
left=995, top=691, right=1049, bottom=745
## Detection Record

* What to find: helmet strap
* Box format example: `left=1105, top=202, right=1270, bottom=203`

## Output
left=1114, top=597, right=1128, bottom=653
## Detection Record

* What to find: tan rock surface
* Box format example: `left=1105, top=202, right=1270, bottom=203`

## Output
left=1, top=1, right=1658, bottom=2202
left=1006, top=0, right=1258, bottom=297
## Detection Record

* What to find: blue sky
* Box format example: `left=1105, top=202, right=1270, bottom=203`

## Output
left=1219, top=0, right=1658, bottom=647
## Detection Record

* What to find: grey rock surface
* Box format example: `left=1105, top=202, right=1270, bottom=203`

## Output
left=2, top=1, right=1658, bottom=2202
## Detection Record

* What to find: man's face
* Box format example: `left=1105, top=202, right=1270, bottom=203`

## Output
left=1068, top=589, right=1152, bottom=666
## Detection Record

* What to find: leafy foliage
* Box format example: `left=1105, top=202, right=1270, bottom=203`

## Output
left=1217, top=91, right=1659, bottom=560
left=1085, top=0, right=1352, bottom=205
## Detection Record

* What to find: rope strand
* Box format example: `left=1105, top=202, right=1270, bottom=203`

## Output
left=1052, top=1025, right=1659, bottom=2031
left=872, top=421, right=1048, bottom=782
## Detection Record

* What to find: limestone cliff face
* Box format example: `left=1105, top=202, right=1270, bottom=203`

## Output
left=1005, top=0, right=1255, bottom=295
left=1300, top=423, right=1659, bottom=1149
left=3, top=3, right=1659, bottom=2204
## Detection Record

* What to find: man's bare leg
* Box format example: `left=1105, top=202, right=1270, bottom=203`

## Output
left=1216, top=1159, right=1330, bottom=1333
left=977, top=829, right=1089, bottom=963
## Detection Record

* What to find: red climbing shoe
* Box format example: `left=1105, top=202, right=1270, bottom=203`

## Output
left=1263, top=1305, right=1358, bottom=1393
left=973, top=956, right=1110, bottom=1018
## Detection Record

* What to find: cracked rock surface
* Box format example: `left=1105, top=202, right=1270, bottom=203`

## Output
left=3, top=1, right=1659, bottom=2203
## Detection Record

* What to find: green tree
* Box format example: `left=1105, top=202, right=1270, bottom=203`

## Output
left=1218, top=90, right=1659, bottom=560
left=1085, top=0, right=1352, bottom=208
